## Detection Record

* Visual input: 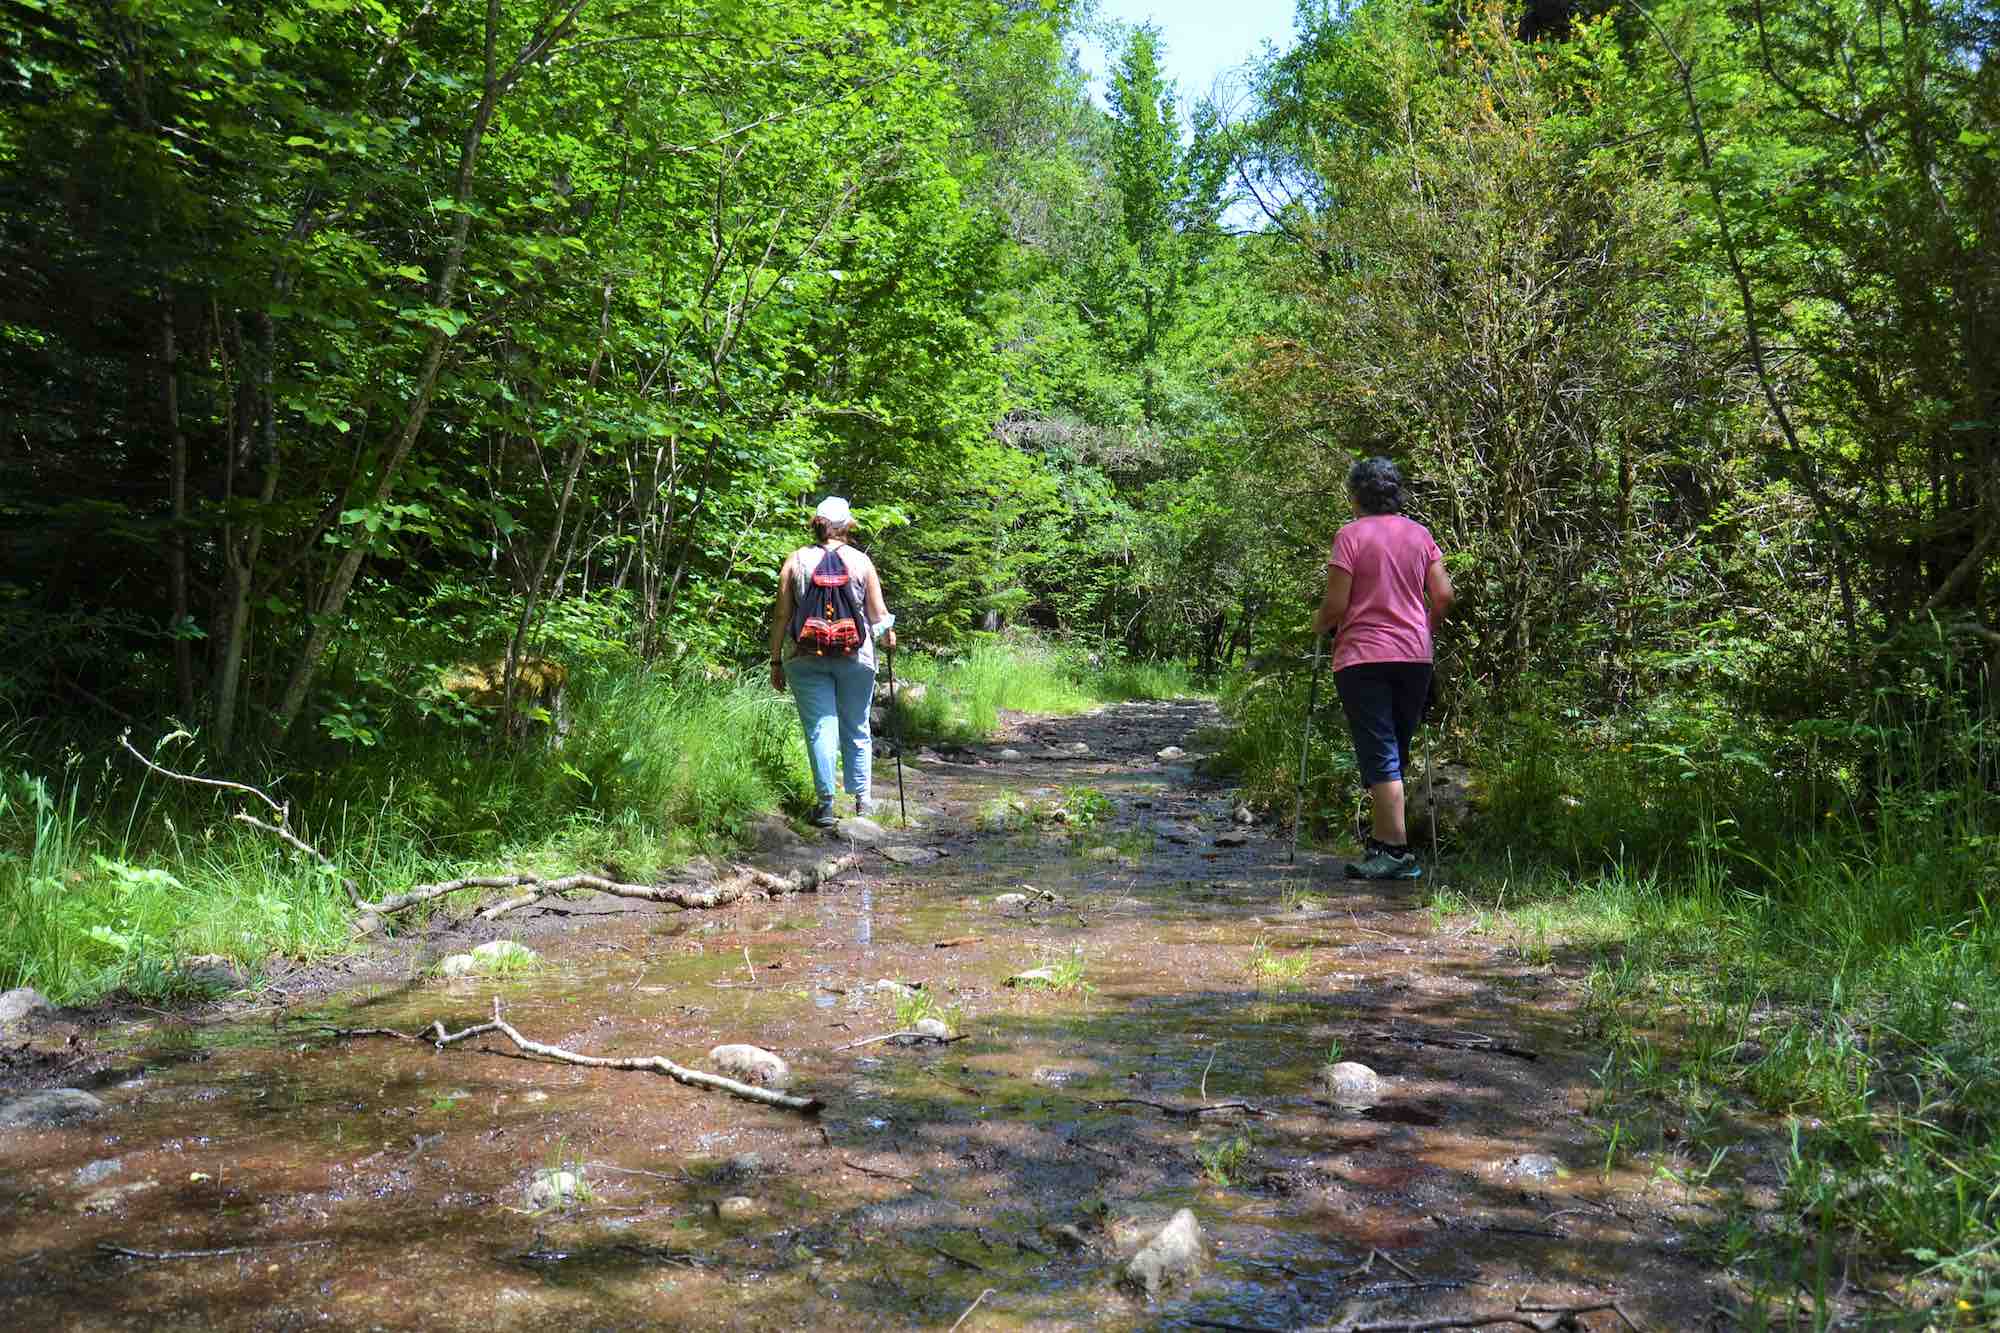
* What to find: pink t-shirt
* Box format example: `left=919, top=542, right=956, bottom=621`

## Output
left=1327, top=515, right=1443, bottom=671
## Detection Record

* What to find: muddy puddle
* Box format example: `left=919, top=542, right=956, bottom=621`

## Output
left=0, top=701, right=1733, bottom=1330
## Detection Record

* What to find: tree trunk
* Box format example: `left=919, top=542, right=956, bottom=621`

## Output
left=161, top=299, right=195, bottom=720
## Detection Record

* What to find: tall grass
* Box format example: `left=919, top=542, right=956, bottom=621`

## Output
left=0, top=666, right=814, bottom=1005
left=1416, top=697, right=2000, bottom=1315
left=892, top=632, right=1200, bottom=744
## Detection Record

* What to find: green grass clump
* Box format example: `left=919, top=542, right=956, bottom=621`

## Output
left=892, top=632, right=1197, bottom=744
left=893, top=636, right=1095, bottom=742
left=1246, top=936, right=1313, bottom=990
left=1091, top=659, right=1202, bottom=702
left=1195, top=1134, right=1252, bottom=1187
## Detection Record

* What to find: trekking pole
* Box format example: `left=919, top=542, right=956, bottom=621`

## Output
left=1290, top=635, right=1327, bottom=865
left=885, top=639, right=907, bottom=823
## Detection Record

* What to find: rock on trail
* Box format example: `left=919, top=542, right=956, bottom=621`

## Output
left=706, top=1044, right=791, bottom=1089
left=1121, top=1208, right=1207, bottom=1297
left=0, top=1088, right=106, bottom=1129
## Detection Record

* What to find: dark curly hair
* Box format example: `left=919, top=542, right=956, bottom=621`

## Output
left=1347, top=456, right=1405, bottom=515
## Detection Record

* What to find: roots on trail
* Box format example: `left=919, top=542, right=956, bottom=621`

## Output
left=326, top=999, right=823, bottom=1114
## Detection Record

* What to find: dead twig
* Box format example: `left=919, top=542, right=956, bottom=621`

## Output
left=98, top=1239, right=330, bottom=1262
left=1304, top=1302, right=1642, bottom=1332
left=120, top=732, right=363, bottom=905
left=841, top=1156, right=920, bottom=1183
left=1344, top=1248, right=1423, bottom=1282
left=1088, top=1097, right=1266, bottom=1119
left=1431, top=1213, right=1568, bottom=1239
left=948, top=1288, right=996, bottom=1333
left=933, top=935, right=983, bottom=948
left=329, top=999, right=822, bottom=1114
left=1518, top=1304, right=1642, bottom=1333
left=833, top=1030, right=969, bottom=1051
left=1357, top=1028, right=1539, bottom=1062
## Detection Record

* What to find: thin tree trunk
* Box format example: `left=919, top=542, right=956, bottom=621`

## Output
left=272, top=0, right=588, bottom=739
left=161, top=299, right=195, bottom=719
left=210, top=312, right=280, bottom=754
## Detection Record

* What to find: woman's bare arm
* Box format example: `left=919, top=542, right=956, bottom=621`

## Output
left=862, top=555, right=896, bottom=648
left=1425, top=558, right=1454, bottom=626
left=769, top=555, right=795, bottom=687
left=1312, top=566, right=1352, bottom=638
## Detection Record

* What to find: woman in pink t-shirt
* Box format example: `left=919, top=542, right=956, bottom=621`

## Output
left=1309, top=457, right=1454, bottom=880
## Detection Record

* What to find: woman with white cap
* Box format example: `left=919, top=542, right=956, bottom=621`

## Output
left=769, top=497, right=898, bottom=827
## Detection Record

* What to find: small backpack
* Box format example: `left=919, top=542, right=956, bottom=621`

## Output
left=790, top=546, right=867, bottom=656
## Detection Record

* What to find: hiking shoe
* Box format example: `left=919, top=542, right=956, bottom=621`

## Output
left=1345, top=848, right=1422, bottom=881
left=812, top=798, right=837, bottom=828
left=854, top=796, right=880, bottom=819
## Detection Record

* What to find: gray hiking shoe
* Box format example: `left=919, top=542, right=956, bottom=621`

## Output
left=1345, top=848, right=1422, bottom=881
left=854, top=796, right=879, bottom=819
left=812, top=798, right=837, bottom=828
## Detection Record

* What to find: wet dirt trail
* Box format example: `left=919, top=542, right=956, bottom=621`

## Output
left=0, top=700, right=1732, bottom=1330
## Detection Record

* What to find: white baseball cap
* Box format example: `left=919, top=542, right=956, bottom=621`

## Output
left=814, top=496, right=853, bottom=526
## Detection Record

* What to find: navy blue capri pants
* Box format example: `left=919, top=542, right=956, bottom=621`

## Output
left=1334, top=662, right=1432, bottom=786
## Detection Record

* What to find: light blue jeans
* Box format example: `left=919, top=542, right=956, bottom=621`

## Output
left=784, top=654, right=875, bottom=801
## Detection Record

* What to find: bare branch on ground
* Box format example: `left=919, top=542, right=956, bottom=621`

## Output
left=326, top=999, right=822, bottom=1114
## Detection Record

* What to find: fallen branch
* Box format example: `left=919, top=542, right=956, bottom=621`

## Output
left=1357, top=1028, right=1539, bottom=1062
left=351, top=853, right=861, bottom=922
left=120, top=732, right=363, bottom=905
left=933, top=935, right=983, bottom=949
left=98, top=1239, right=330, bottom=1262
left=833, top=1030, right=969, bottom=1051
left=1302, top=1303, right=1641, bottom=1333
left=330, top=999, right=823, bottom=1114
left=948, top=1288, right=996, bottom=1333
left=1345, top=1248, right=1423, bottom=1282
left=841, top=1156, right=920, bottom=1183
left=1088, top=1097, right=1266, bottom=1119
left=1431, top=1213, right=1568, bottom=1240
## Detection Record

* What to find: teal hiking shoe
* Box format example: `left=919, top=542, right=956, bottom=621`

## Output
left=1345, top=848, right=1422, bottom=881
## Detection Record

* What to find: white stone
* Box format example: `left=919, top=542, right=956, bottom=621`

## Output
left=993, top=893, right=1029, bottom=909
left=706, top=1043, right=791, bottom=1089
left=0, top=988, right=55, bottom=1028
left=178, top=954, right=248, bottom=990
left=1005, top=968, right=1059, bottom=988
left=911, top=1017, right=951, bottom=1040
left=1155, top=746, right=1186, bottom=761
left=470, top=940, right=537, bottom=969
left=880, top=845, right=942, bottom=866
left=1316, top=1061, right=1383, bottom=1108
left=715, top=1195, right=761, bottom=1220
left=835, top=816, right=890, bottom=845
left=436, top=954, right=479, bottom=977
left=1121, top=1208, right=1206, bottom=1297
left=525, top=1168, right=582, bottom=1210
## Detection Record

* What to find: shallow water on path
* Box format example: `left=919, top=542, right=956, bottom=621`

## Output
left=0, top=701, right=1733, bottom=1330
